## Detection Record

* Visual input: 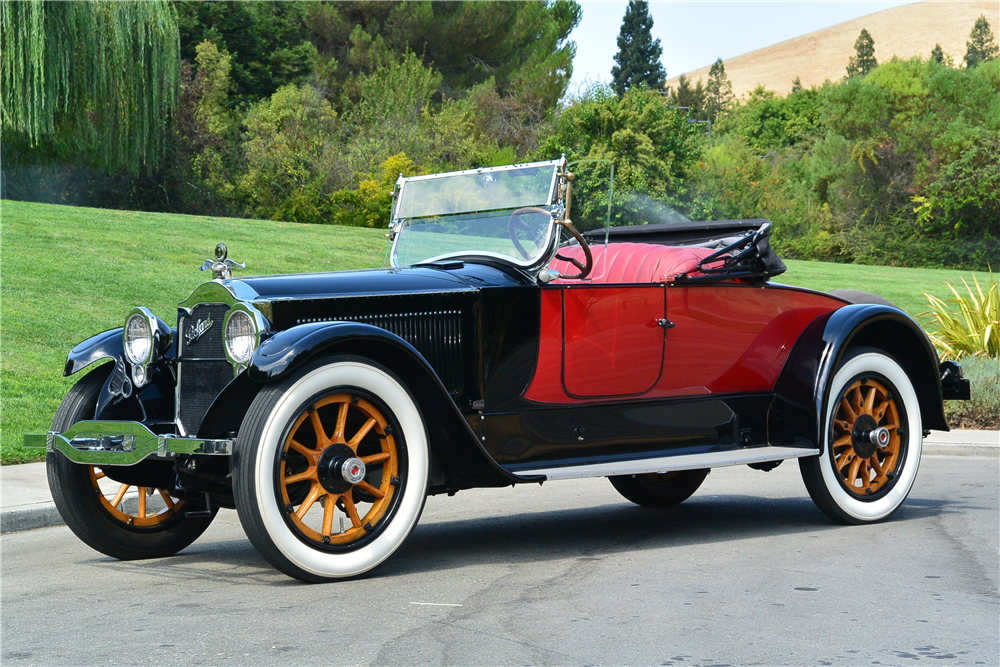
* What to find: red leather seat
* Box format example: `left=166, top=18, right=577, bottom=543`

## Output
left=548, top=242, right=721, bottom=284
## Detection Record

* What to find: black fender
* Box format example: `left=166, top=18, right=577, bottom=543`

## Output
left=63, top=328, right=177, bottom=423
left=242, top=322, right=539, bottom=488
left=770, top=304, right=948, bottom=451
left=64, top=328, right=124, bottom=376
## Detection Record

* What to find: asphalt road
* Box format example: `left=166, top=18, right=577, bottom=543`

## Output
left=3, top=455, right=997, bottom=666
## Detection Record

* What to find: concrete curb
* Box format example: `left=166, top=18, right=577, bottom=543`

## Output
left=922, top=444, right=999, bottom=458
left=1, top=496, right=161, bottom=534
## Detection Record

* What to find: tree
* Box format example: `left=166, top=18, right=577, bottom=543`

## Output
left=667, top=73, right=705, bottom=116
left=791, top=76, right=803, bottom=93
left=964, top=14, right=999, bottom=68
left=846, top=29, right=878, bottom=77
left=610, top=0, right=667, bottom=96
left=1, top=0, right=179, bottom=172
left=705, top=58, right=733, bottom=120
left=931, top=43, right=945, bottom=64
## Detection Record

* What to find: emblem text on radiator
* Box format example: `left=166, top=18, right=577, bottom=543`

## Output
left=185, top=316, right=213, bottom=345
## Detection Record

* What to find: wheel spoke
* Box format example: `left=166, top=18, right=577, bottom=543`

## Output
left=860, top=462, right=871, bottom=490
left=343, top=494, right=362, bottom=528
left=332, top=402, right=349, bottom=443
left=110, top=484, right=130, bottom=508
left=361, top=451, right=390, bottom=465
left=322, top=493, right=335, bottom=536
left=833, top=434, right=852, bottom=449
left=836, top=451, right=853, bottom=471
left=310, top=408, right=329, bottom=448
left=847, top=458, right=862, bottom=486
left=863, top=386, right=876, bottom=415
left=296, top=483, right=324, bottom=519
left=873, top=400, right=889, bottom=422
left=284, top=467, right=317, bottom=485
left=94, top=470, right=106, bottom=480
left=839, top=398, right=857, bottom=423
left=288, top=439, right=314, bottom=459
left=138, top=487, right=147, bottom=518
left=348, top=417, right=377, bottom=449
left=158, top=489, right=176, bottom=510
left=851, top=387, right=863, bottom=415
left=356, top=480, right=385, bottom=499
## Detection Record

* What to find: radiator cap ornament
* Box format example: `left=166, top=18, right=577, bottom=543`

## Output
left=200, top=243, right=246, bottom=280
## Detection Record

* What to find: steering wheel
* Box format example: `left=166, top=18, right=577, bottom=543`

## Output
left=507, top=207, right=551, bottom=260
left=506, top=206, right=593, bottom=280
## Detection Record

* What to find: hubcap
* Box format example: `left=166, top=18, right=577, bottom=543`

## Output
left=831, top=377, right=904, bottom=498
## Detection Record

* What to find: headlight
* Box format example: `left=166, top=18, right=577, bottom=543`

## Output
left=124, top=312, right=153, bottom=365
left=225, top=310, right=258, bottom=364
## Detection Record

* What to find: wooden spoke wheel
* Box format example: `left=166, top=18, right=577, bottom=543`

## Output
left=279, top=393, right=400, bottom=547
left=799, top=347, right=922, bottom=525
left=830, top=378, right=903, bottom=498
left=46, top=365, right=217, bottom=560
left=89, top=466, right=185, bottom=527
left=234, top=357, right=429, bottom=582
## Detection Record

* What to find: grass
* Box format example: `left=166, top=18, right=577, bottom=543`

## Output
left=2, top=200, right=993, bottom=464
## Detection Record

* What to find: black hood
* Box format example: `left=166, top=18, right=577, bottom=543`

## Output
left=236, top=267, right=476, bottom=301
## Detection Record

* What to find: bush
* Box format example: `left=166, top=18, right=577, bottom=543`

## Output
left=924, top=272, right=999, bottom=360
left=329, top=153, right=420, bottom=228
left=945, top=356, right=1000, bottom=429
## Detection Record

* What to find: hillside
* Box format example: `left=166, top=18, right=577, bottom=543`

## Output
left=3, top=200, right=993, bottom=463
left=665, top=1, right=997, bottom=97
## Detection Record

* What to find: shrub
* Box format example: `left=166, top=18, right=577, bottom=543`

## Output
left=329, top=153, right=419, bottom=228
left=944, top=355, right=1000, bottom=429
left=924, top=272, right=999, bottom=360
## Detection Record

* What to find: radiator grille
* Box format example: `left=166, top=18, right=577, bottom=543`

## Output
left=177, top=303, right=232, bottom=436
left=297, top=311, right=463, bottom=390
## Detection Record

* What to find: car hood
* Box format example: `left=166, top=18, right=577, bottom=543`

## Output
left=234, top=267, right=477, bottom=301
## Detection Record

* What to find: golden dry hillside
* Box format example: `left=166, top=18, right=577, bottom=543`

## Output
left=665, top=1, right=999, bottom=97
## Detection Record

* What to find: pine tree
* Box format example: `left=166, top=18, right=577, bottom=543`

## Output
left=667, top=73, right=705, bottom=115
left=791, top=76, right=803, bottom=93
left=964, top=14, right=999, bottom=68
left=846, top=29, right=878, bottom=77
left=611, top=0, right=667, bottom=96
left=704, top=58, right=733, bottom=120
left=1, top=0, right=179, bottom=172
left=931, top=43, right=945, bottom=64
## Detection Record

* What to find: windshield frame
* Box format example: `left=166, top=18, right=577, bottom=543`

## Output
left=389, top=159, right=565, bottom=270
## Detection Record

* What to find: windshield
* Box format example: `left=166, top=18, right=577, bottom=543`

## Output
left=391, top=160, right=562, bottom=267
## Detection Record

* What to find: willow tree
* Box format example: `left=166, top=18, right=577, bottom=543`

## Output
left=1, top=0, right=179, bottom=172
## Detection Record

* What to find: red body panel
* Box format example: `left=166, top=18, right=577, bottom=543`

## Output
left=524, top=283, right=844, bottom=404
left=563, top=286, right=665, bottom=397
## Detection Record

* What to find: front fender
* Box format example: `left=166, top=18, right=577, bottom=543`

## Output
left=247, top=322, right=540, bottom=488
left=770, top=304, right=948, bottom=450
left=64, top=328, right=124, bottom=376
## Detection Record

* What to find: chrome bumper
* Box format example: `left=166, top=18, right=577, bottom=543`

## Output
left=23, top=421, right=234, bottom=466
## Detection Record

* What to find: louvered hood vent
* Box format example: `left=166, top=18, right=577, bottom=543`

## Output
left=297, top=311, right=463, bottom=391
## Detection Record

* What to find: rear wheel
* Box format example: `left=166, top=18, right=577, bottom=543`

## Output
left=47, top=365, right=217, bottom=560
left=609, top=469, right=709, bottom=507
left=234, top=357, right=429, bottom=582
left=799, top=347, right=922, bottom=524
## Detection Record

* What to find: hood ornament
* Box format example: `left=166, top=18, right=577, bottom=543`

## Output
left=200, top=243, right=246, bottom=280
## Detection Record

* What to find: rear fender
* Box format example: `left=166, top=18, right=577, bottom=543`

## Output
left=770, top=305, right=947, bottom=450
left=245, top=322, right=537, bottom=488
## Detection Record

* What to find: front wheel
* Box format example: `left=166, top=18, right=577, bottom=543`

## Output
left=233, top=357, right=429, bottom=582
left=799, top=347, right=922, bottom=524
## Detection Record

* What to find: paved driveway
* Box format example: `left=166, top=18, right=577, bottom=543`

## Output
left=3, top=455, right=997, bottom=666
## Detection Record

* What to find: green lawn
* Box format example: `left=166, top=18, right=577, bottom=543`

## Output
left=1, top=200, right=990, bottom=464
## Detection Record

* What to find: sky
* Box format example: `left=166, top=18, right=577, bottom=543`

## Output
left=567, top=1, right=916, bottom=91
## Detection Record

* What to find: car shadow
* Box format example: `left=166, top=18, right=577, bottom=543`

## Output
left=72, top=492, right=974, bottom=585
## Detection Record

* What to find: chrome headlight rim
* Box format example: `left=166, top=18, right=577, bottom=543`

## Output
left=223, top=303, right=268, bottom=369
left=123, top=308, right=157, bottom=366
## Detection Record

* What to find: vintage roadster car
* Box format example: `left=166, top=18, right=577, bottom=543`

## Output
left=26, top=158, right=969, bottom=582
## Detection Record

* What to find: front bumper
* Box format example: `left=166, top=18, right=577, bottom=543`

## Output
left=23, top=421, right=234, bottom=466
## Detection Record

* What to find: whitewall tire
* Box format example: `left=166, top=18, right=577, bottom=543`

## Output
left=234, top=357, right=429, bottom=582
left=800, top=347, right=922, bottom=524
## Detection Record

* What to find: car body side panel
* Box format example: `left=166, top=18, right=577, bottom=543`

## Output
left=524, top=282, right=845, bottom=404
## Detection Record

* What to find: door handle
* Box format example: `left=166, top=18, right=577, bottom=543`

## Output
left=657, top=318, right=675, bottom=329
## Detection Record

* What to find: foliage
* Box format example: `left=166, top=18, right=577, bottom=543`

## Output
left=931, top=44, right=945, bottom=64
left=536, top=85, right=701, bottom=227
left=610, top=0, right=666, bottom=96
left=175, top=1, right=315, bottom=104
left=964, top=14, right=999, bottom=68
left=704, top=58, right=734, bottom=121
left=924, top=273, right=999, bottom=360
left=330, top=153, right=419, bottom=228
left=846, top=28, right=878, bottom=78
left=666, top=74, right=706, bottom=119
left=943, top=355, right=1000, bottom=430
left=1, top=0, right=179, bottom=173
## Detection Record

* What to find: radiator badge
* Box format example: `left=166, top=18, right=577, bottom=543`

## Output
left=185, top=316, right=213, bottom=346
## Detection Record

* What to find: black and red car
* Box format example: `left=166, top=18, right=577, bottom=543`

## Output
left=26, top=158, right=969, bottom=582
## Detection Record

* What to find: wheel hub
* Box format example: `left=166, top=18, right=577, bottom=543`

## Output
left=317, top=443, right=363, bottom=494
left=850, top=414, right=879, bottom=458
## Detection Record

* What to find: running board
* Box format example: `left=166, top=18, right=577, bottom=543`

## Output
left=512, top=446, right=819, bottom=481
